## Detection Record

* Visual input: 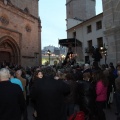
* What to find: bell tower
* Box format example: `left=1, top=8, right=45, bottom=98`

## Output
left=66, top=0, right=96, bottom=20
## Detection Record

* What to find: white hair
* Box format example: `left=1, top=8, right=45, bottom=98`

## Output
left=0, top=68, right=10, bottom=81
left=84, top=63, right=90, bottom=70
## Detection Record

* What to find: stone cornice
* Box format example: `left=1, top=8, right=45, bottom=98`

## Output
left=0, top=26, right=22, bottom=35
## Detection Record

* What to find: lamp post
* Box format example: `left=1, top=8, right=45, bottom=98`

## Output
left=47, top=50, right=51, bottom=65
left=61, top=54, right=65, bottom=63
left=74, top=29, right=77, bottom=55
left=100, top=44, right=108, bottom=64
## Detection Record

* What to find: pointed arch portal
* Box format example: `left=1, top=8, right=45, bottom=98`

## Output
left=0, top=36, right=20, bottom=65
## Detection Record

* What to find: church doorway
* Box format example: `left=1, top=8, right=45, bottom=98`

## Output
left=0, top=51, right=11, bottom=64
left=0, top=36, right=20, bottom=66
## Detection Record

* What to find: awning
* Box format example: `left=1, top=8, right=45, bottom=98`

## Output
left=59, top=38, right=82, bottom=47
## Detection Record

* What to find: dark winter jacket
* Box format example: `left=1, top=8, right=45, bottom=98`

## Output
left=77, top=80, right=96, bottom=114
left=30, top=76, right=70, bottom=120
left=0, top=81, right=26, bottom=120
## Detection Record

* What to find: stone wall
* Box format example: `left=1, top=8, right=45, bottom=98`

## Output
left=66, top=0, right=95, bottom=20
left=10, top=0, right=38, bottom=18
left=103, top=0, right=120, bottom=65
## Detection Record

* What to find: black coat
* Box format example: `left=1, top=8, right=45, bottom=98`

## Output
left=77, top=80, right=96, bottom=115
left=0, top=81, right=26, bottom=120
left=30, top=76, right=70, bottom=120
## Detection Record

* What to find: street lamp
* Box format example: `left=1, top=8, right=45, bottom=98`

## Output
left=47, top=50, right=51, bottom=64
left=100, top=44, right=108, bottom=64
left=61, top=54, right=65, bottom=63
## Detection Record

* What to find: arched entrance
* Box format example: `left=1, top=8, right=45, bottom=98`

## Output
left=0, top=36, right=20, bottom=65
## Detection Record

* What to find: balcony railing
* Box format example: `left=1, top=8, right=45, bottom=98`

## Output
left=85, top=47, right=94, bottom=53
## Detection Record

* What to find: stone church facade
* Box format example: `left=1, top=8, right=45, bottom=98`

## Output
left=0, top=0, right=41, bottom=67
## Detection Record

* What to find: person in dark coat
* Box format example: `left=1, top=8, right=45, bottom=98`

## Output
left=30, top=66, right=70, bottom=120
left=64, top=72, right=78, bottom=118
left=0, top=68, right=26, bottom=120
left=77, top=72, right=96, bottom=120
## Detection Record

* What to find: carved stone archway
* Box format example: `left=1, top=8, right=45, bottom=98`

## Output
left=0, top=36, right=20, bottom=65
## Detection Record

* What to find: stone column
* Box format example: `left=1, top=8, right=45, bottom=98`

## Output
left=38, top=18, right=42, bottom=66
left=102, top=0, right=120, bottom=65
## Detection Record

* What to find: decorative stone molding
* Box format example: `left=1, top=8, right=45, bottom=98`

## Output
left=0, top=16, right=9, bottom=25
left=24, top=7, right=29, bottom=14
left=25, top=25, right=31, bottom=32
left=3, top=0, right=8, bottom=5
left=22, top=56, right=34, bottom=58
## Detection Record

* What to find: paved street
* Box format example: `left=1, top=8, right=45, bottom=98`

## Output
left=27, top=101, right=119, bottom=120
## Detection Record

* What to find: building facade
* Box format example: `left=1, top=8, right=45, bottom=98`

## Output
left=0, top=0, right=41, bottom=67
left=103, top=0, right=120, bottom=64
left=67, top=13, right=105, bottom=64
left=65, top=0, right=120, bottom=65
left=66, top=0, right=95, bottom=20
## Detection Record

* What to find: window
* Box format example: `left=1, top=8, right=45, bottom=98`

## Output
left=87, top=25, right=92, bottom=33
left=96, top=21, right=102, bottom=30
left=88, top=40, right=92, bottom=49
left=73, top=31, right=76, bottom=38
left=87, top=40, right=93, bottom=53
left=97, top=37, right=103, bottom=48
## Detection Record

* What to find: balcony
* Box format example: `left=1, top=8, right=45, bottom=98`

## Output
left=85, top=47, right=94, bottom=53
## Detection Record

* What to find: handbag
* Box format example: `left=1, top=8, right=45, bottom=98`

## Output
left=68, top=111, right=85, bottom=120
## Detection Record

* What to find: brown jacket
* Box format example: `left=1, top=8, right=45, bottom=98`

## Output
left=17, top=76, right=26, bottom=99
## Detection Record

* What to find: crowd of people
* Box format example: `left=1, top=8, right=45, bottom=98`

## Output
left=0, top=61, right=120, bottom=120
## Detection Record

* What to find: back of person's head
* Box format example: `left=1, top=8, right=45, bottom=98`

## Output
left=84, top=63, right=90, bottom=70
left=109, top=62, right=114, bottom=67
left=117, top=61, right=120, bottom=66
left=65, top=72, right=75, bottom=81
left=0, top=68, right=10, bottom=81
left=101, top=64, right=106, bottom=70
left=10, top=70, right=15, bottom=77
left=41, top=66, right=56, bottom=77
left=95, top=70, right=108, bottom=87
left=117, top=70, right=120, bottom=76
left=83, top=72, right=91, bottom=81
left=103, top=69, right=109, bottom=77
left=75, top=70, right=83, bottom=80
left=93, top=61, right=99, bottom=68
left=117, top=65, right=120, bottom=71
